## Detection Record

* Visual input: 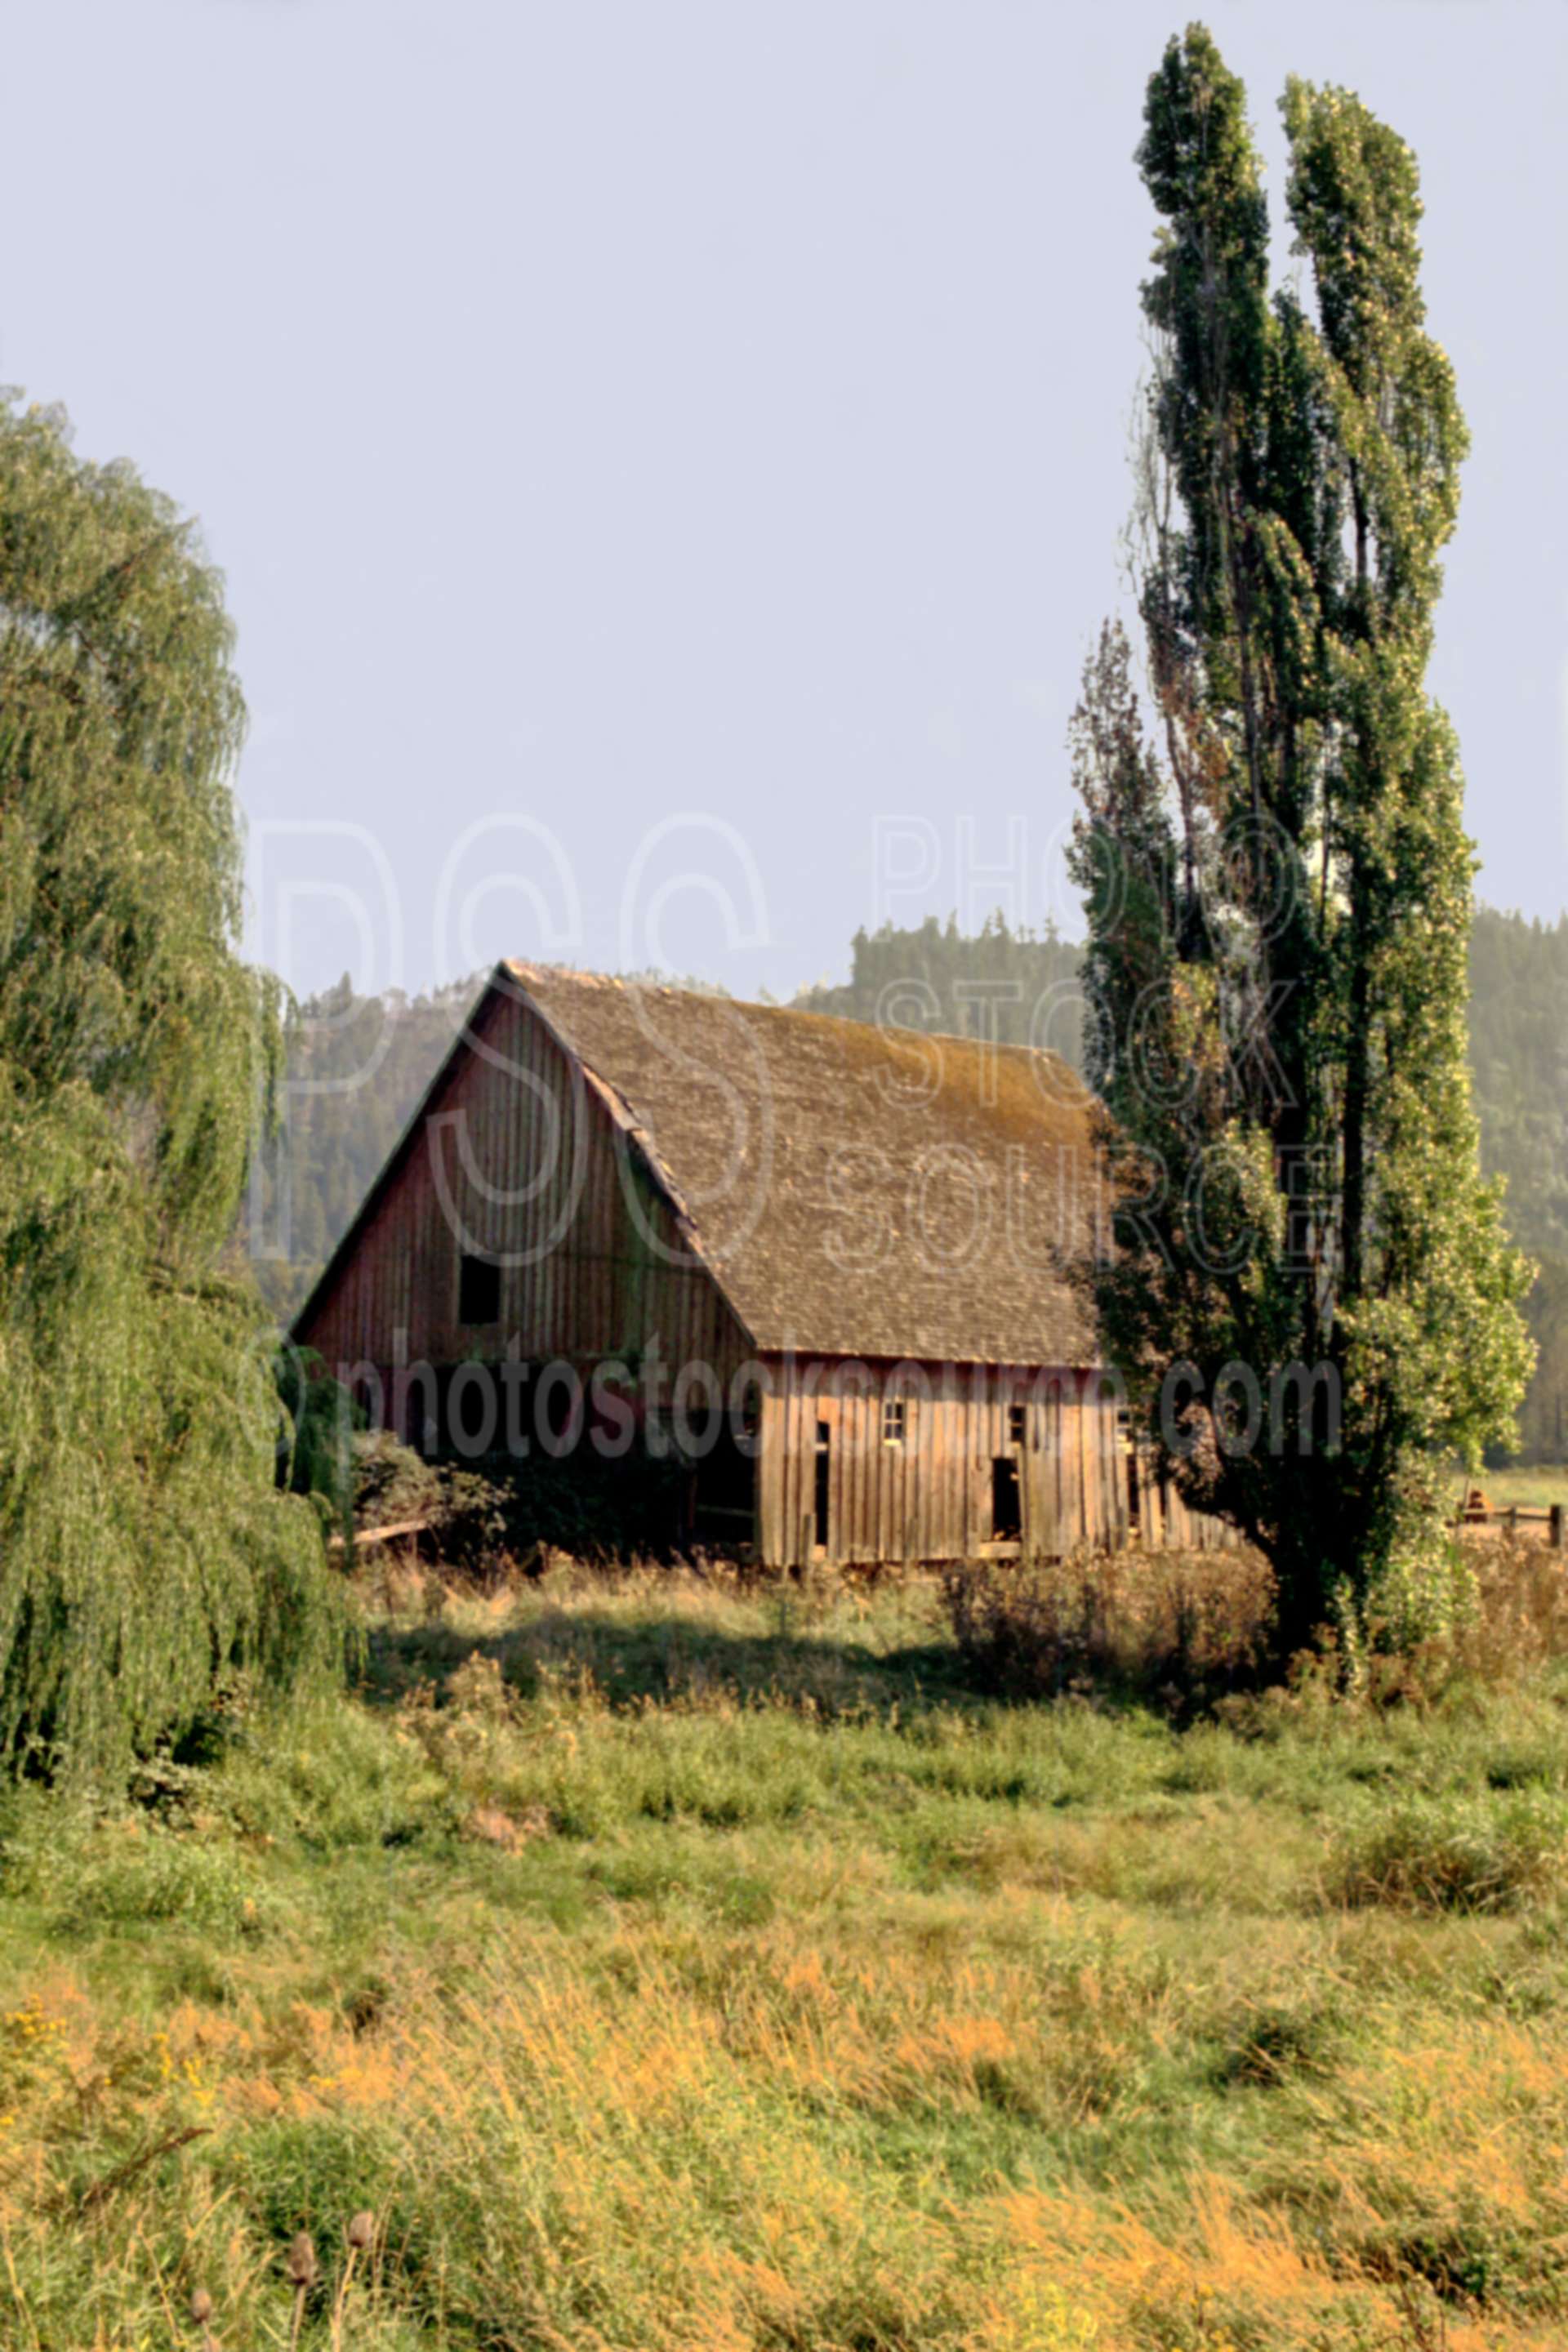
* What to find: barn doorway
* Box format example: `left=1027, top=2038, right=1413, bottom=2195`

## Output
left=813, top=1420, right=831, bottom=1553
left=991, top=1454, right=1022, bottom=1543
left=1119, top=1405, right=1141, bottom=1537
left=696, top=1411, right=756, bottom=1543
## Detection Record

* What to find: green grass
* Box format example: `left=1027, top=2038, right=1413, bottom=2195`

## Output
left=5, top=1562, right=1568, bottom=2349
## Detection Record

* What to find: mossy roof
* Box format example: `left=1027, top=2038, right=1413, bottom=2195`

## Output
left=507, top=962, right=1102, bottom=1366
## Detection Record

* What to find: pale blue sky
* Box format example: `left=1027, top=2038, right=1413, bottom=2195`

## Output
left=5, top=0, right=1565, bottom=1001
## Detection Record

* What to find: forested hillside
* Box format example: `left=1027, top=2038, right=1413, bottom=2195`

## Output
left=1470, top=909, right=1568, bottom=1256
left=794, top=913, right=1084, bottom=1061
left=261, top=909, right=1568, bottom=1459
left=1469, top=909, right=1568, bottom=1457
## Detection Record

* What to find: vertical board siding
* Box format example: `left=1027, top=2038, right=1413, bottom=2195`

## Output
left=298, top=986, right=754, bottom=1414
left=754, top=1357, right=1239, bottom=1568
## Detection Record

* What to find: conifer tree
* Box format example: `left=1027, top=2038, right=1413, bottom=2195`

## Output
left=0, top=395, right=341, bottom=1778
left=1071, top=29, right=1533, bottom=1643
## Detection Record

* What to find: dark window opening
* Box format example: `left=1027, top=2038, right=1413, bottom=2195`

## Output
left=1116, top=1405, right=1141, bottom=1527
left=458, top=1253, right=501, bottom=1325
left=882, top=1396, right=906, bottom=1446
left=991, top=1454, right=1022, bottom=1543
left=1008, top=1402, right=1027, bottom=1449
left=814, top=1419, right=831, bottom=1550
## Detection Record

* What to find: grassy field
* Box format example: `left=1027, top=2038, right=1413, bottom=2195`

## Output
left=1453, top=1464, right=1568, bottom=1513
left=6, top=1559, right=1568, bottom=2351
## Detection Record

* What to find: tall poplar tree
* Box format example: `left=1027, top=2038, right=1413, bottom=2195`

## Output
left=1071, top=28, right=1533, bottom=1644
left=0, top=394, right=341, bottom=1779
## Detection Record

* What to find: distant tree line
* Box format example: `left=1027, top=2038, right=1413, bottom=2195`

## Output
left=793, top=912, right=1083, bottom=1065
left=256, top=907, right=1568, bottom=1467
left=1468, top=908, right=1568, bottom=1461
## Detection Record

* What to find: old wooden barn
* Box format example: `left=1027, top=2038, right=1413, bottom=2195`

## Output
left=293, top=962, right=1231, bottom=1564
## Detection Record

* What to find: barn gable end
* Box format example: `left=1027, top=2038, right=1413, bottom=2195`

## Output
left=294, top=972, right=755, bottom=1410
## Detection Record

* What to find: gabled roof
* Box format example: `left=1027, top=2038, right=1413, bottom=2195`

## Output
left=503, top=962, right=1103, bottom=1365
left=293, top=961, right=1106, bottom=1367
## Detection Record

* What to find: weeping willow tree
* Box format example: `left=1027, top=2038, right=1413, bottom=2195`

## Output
left=1070, top=29, right=1533, bottom=1649
left=0, top=394, right=341, bottom=1780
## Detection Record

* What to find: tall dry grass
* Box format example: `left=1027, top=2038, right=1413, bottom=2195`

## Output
left=3, top=1556, right=1568, bottom=2348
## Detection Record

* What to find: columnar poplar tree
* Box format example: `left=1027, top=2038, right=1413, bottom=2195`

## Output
left=0, top=395, right=341, bottom=1779
left=1071, top=27, right=1533, bottom=1645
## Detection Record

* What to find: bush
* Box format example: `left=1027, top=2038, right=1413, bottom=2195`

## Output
left=943, top=1548, right=1276, bottom=1713
left=1323, top=1537, right=1568, bottom=1710
left=1327, top=1790, right=1568, bottom=1913
left=1, top=1801, right=283, bottom=1938
left=352, top=1432, right=510, bottom=1580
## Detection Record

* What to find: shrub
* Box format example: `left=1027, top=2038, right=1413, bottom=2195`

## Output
left=352, top=1432, right=511, bottom=1581
left=943, top=1548, right=1276, bottom=1713
left=1, top=1801, right=283, bottom=1937
left=1327, top=1791, right=1568, bottom=1913
left=1450, top=1537, right=1568, bottom=1682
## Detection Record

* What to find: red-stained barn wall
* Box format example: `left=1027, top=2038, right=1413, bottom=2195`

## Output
left=294, top=982, right=755, bottom=1413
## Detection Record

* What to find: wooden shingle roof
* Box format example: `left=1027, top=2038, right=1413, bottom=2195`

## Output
left=507, top=962, right=1104, bottom=1366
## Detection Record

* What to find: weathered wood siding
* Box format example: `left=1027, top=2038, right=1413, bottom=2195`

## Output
left=754, top=1357, right=1240, bottom=1566
left=296, top=983, right=755, bottom=1410
left=757, top=1359, right=1111, bottom=1566
left=1136, top=1461, right=1243, bottom=1552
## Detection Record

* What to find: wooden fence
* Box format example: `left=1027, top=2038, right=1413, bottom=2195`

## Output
left=1451, top=1501, right=1566, bottom=1548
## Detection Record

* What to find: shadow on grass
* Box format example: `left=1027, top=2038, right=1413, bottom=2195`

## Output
left=356, top=1605, right=974, bottom=1726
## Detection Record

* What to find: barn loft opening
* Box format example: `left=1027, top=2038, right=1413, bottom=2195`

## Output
left=458, top=1253, right=501, bottom=1325
left=1008, top=1402, right=1027, bottom=1448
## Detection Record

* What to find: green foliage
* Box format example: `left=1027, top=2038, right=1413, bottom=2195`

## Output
left=2, top=1798, right=283, bottom=1936
left=1469, top=911, right=1568, bottom=1262
left=0, top=394, right=341, bottom=1782
left=275, top=1343, right=359, bottom=1530
left=1071, top=33, right=1534, bottom=1642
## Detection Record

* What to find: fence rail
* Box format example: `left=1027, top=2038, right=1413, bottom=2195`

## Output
left=1450, top=1500, right=1566, bottom=1548
left=327, top=1517, right=433, bottom=1554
